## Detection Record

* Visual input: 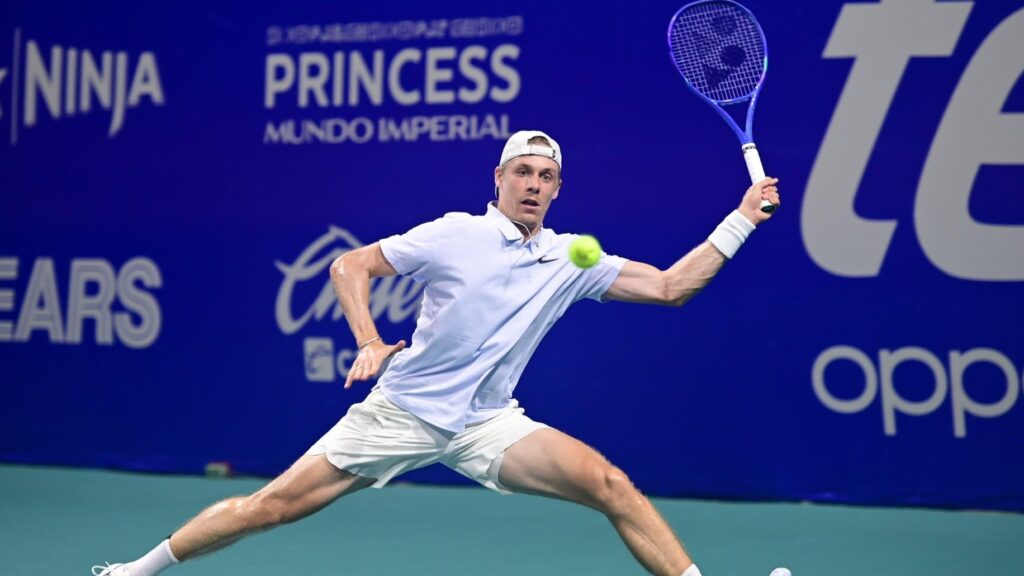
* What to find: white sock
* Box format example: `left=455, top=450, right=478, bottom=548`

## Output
left=682, top=564, right=703, bottom=576
left=127, top=539, right=179, bottom=576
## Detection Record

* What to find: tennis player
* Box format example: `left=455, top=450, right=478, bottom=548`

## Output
left=93, top=130, right=780, bottom=576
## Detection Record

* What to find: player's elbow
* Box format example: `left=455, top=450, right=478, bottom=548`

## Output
left=330, top=251, right=366, bottom=282
left=661, top=273, right=696, bottom=308
left=664, top=294, right=687, bottom=308
left=659, top=274, right=686, bottom=307
left=329, top=254, right=347, bottom=280
left=668, top=288, right=703, bottom=308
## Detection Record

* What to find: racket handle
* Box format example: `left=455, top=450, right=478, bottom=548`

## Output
left=742, top=143, right=777, bottom=214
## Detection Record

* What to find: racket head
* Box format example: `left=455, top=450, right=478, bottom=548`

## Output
left=667, top=0, right=768, bottom=106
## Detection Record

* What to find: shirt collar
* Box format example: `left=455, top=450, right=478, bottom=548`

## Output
left=485, top=202, right=548, bottom=245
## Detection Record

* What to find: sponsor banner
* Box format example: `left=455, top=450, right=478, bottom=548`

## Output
left=1, top=0, right=1021, bottom=511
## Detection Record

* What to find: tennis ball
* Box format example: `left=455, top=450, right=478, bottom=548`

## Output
left=569, top=235, right=601, bottom=269
left=769, top=569, right=792, bottom=576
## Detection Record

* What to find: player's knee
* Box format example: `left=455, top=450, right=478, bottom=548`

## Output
left=591, top=465, right=638, bottom=516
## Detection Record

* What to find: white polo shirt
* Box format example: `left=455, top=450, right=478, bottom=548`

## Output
left=377, top=202, right=628, bottom=433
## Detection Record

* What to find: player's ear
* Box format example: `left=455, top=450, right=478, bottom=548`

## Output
left=494, top=166, right=503, bottom=198
left=552, top=178, right=562, bottom=200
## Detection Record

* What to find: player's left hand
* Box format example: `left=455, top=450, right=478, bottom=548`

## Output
left=344, top=339, right=407, bottom=389
left=738, top=177, right=780, bottom=225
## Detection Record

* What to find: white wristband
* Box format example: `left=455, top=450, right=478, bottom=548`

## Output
left=707, top=210, right=756, bottom=259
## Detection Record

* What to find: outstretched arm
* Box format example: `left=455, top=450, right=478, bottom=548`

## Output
left=604, top=244, right=723, bottom=306
left=604, top=177, right=780, bottom=306
left=331, top=242, right=407, bottom=388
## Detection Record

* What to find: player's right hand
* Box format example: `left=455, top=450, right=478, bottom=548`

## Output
left=738, top=177, right=780, bottom=225
left=344, top=339, right=407, bottom=389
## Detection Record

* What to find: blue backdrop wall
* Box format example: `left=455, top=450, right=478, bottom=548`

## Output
left=1, top=0, right=1022, bottom=511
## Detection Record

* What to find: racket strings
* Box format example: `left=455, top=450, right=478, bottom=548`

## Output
left=669, top=1, right=765, bottom=103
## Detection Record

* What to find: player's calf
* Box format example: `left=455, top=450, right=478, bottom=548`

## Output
left=241, top=489, right=310, bottom=529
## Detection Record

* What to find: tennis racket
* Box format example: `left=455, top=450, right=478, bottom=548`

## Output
left=667, top=0, right=776, bottom=213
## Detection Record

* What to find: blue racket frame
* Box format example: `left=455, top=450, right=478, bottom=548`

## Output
left=666, top=0, right=769, bottom=146
left=667, top=0, right=777, bottom=213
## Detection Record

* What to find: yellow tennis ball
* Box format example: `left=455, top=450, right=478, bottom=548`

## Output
left=569, top=235, right=602, bottom=269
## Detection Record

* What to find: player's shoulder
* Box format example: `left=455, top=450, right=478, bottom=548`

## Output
left=411, top=211, right=472, bottom=230
left=446, top=211, right=499, bottom=231
left=409, top=211, right=490, bottom=240
left=441, top=211, right=474, bottom=222
left=407, top=208, right=520, bottom=243
left=545, top=228, right=580, bottom=246
left=434, top=211, right=486, bottom=231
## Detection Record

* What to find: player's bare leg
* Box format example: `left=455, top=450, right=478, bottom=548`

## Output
left=94, top=454, right=375, bottom=576
left=171, top=454, right=374, bottom=560
left=499, top=428, right=692, bottom=576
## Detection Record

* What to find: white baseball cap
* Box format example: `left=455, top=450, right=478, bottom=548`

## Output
left=498, top=130, right=562, bottom=170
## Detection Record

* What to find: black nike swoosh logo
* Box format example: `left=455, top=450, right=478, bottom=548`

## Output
left=538, top=256, right=559, bottom=264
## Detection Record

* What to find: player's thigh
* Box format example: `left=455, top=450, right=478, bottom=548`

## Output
left=497, top=427, right=620, bottom=509
left=251, top=453, right=375, bottom=521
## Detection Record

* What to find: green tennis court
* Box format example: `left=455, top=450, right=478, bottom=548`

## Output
left=3, top=465, right=1020, bottom=575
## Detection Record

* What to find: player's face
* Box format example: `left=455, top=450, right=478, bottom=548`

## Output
left=494, top=155, right=561, bottom=233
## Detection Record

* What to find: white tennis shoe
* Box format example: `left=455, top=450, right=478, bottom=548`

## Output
left=91, top=562, right=131, bottom=576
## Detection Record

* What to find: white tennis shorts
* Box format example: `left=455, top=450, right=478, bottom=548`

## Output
left=306, top=387, right=548, bottom=494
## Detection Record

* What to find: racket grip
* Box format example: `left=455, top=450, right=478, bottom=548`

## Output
left=742, top=143, right=777, bottom=214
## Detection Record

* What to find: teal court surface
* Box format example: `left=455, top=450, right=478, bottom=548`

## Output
left=2, top=465, right=1021, bottom=575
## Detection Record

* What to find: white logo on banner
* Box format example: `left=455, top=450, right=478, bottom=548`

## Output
left=2, top=30, right=165, bottom=144
left=813, top=345, right=1022, bottom=438
left=807, top=2, right=1024, bottom=436
left=0, top=256, right=162, bottom=348
left=261, top=16, right=523, bottom=145
left=803, top=0, right=1024, bottom=281
left=274, top=226, right=423, bottom=382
